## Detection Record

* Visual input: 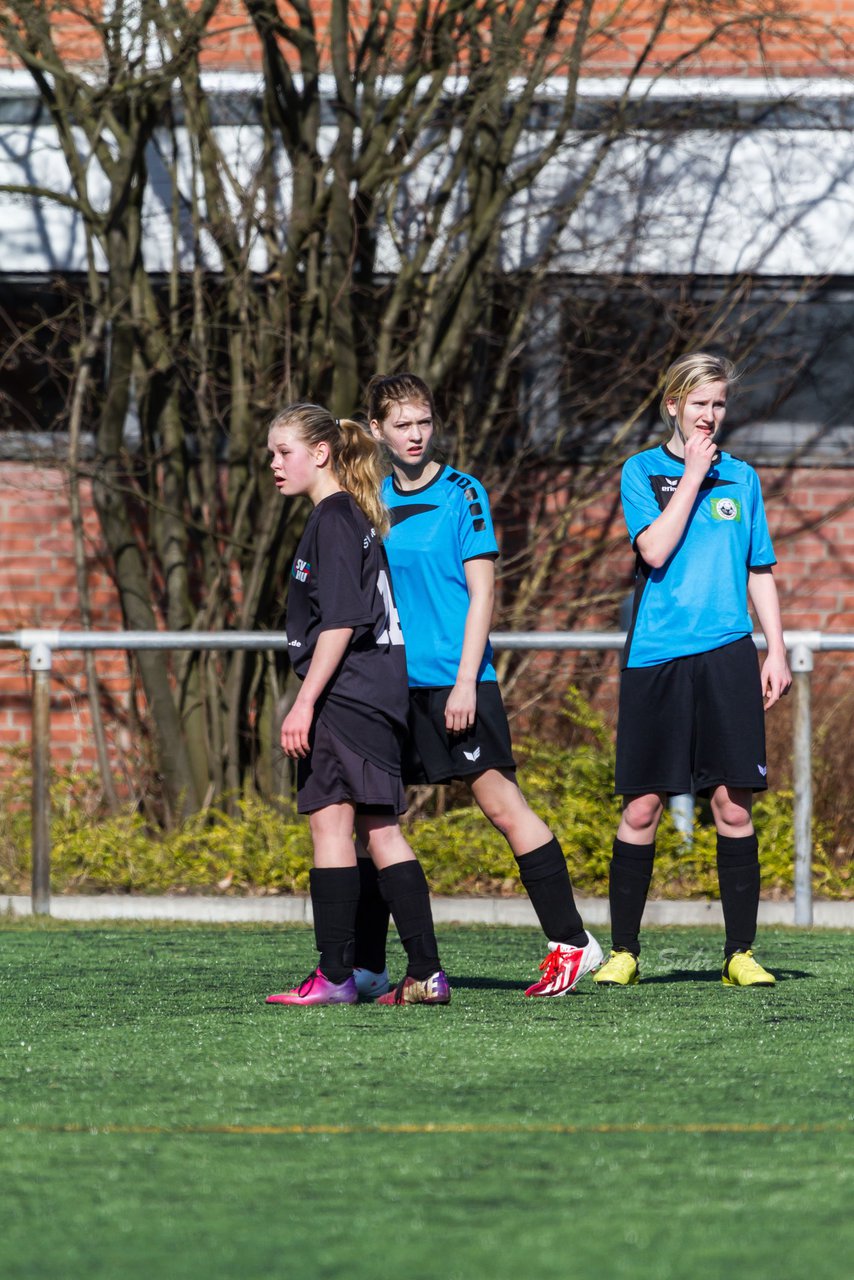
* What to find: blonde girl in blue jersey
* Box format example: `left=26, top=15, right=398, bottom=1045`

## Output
left=350, top=373, right=602, bottom=999
left=595, top=353, right=791, bottom=989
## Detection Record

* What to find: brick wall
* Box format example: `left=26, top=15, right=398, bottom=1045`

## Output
left=190, top=2, right=854, bottom=78
left=0, top=466, right=135, bottom=770
left=1, top=459, right=852, bottom=776
left=582, top=0, right=854, bottom=76
left=2, top=2, right=853, bottom=77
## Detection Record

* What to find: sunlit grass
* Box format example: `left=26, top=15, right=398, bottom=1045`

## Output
left=1, top=923, right=851, bottom=1279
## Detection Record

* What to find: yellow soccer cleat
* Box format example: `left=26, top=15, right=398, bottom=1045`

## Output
left=722, top=950, right=776, bottom=987
left=593, top=949, right=639, bottom=986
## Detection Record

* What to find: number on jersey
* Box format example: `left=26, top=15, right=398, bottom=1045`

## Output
left=376, top=569, right=404, bottom=646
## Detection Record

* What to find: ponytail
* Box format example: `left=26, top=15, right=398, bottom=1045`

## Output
left=335, top=417, right=390, bottom=538
left=268, top=403, right=390, bottom=538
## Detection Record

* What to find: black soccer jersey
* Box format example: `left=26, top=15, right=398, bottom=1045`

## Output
left=286, top=491, right=408, bottom=771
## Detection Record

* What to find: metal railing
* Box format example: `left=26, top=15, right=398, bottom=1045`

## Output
left=2, top=627, right=852, bottom=924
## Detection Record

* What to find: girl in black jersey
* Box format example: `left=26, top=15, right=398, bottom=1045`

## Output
left=351, top=373, right=602, bottom=999
left=265, top=403, right=450, bottom=1006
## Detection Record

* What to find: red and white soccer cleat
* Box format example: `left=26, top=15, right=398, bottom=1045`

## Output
left=525, top=934, right=604, bottom=997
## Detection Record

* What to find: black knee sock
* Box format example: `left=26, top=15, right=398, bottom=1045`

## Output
left=377, top=860, right=441, bottom=981
left=353, top=857, right=391, bottom=972
left=717, top=832, right=760, bottom=957
left=516, top=837, right=587, bottom=947
left=309, top=866, right=360, bottom=984
left=609, top=838, right=655, bottom=957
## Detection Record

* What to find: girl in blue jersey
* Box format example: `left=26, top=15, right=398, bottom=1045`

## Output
left=594, top=353, right=791, bottom=989
left=350, top=373, right=602, bottom=999
left=265, top=403, right=450, bottom=1007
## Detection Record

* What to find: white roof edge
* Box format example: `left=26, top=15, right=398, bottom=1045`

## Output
left=573, top=75, right=854, bottom=101
left=1, top=63, right=852, bottom=101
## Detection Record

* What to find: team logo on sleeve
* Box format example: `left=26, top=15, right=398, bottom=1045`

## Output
left=291, top=557, right=311, bottom=583
left=711, top=496, right=741, bottom=522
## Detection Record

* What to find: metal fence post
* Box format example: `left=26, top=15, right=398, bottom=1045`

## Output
left=790, top=641, right=814, bottom=927
left=29, top=640, right=53, bottom=915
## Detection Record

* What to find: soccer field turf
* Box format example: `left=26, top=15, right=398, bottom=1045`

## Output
left=1, top=921, right=851, bottom=1280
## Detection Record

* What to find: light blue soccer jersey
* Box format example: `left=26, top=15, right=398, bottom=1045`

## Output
left=382, top=465, right=499, bottom=687
left=621, top=444, right=776, bottom=668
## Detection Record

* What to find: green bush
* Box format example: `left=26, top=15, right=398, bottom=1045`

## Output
left=48, top=798, right=315, bottom=895
left=1, top=691, right=848, bottom=899
left=0, top=755, right=313, bottom=896
left=415, top=730, right=845, bottom=900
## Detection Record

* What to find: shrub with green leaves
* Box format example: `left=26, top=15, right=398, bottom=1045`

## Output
left=0, top=689, right=848, bottom=898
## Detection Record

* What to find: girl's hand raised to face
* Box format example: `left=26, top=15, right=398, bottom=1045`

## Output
left=682, top=427, right=718, bottom=482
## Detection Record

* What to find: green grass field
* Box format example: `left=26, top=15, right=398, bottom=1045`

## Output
left=1, top=920, right=851, bottom=1279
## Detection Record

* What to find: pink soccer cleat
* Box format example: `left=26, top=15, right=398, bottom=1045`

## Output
left=525, top=934, right=604, bottom=997
left=266, top=969, right=358, bottom=1006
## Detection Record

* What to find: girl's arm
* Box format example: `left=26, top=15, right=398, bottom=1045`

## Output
left=747, top=567, right=792, bottom=710
left=444, top=556, right=495, bottom=734
left=281, top=627, right=353, bottom=757
left=636, top=431, right=716, bottom=567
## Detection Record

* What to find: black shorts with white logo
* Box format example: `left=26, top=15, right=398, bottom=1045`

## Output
left=297, top=717, right=406, bottom=815
left=615, top=635, right=767, bottom=798
left=403, top=681, right=517, bottom=785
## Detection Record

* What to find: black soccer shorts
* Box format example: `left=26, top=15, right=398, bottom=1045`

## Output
left=402, top=681, right=517, bottom=785
left=297, top=717, right=406, bottom=815
left=615, top=635, right=768, bottom=798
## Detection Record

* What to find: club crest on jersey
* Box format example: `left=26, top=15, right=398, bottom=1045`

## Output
left=711, top=496, right=741, bottom=522
left=291, top=557, right=311, bottom=583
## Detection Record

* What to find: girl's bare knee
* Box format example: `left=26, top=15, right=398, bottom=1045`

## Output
left=622, top=795, right=663, bottom=836
left=710, top=787, right=752, bottom=834
left=355, top=815, right=415, bottom=866
left=480, top=801, right=513, bottom=836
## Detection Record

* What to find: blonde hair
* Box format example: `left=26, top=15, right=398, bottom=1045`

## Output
left=269, top=403, right=390, bottom=538
left=659, top=353, right=738, bottom=430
